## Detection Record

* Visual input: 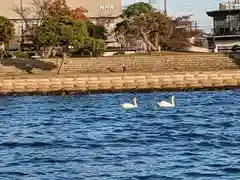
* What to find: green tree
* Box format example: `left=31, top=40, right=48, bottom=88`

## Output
left=122, top=2, right=154, bottom=18
left=13, top=0, right=88, bottom=52
left=115, top=3, right=169, bottom=51
left=114, top=20, right=136, bottom=49
left=0, top=16, right=14, bottom=42
left=37, top=16, right=89, bottom=73
left=13, top=0, right=106, bottom=58
left=116, top=2, right=203, bottom=51
left=0, top=16, right=15, bottom=58
left=87, top=21, right=107, bottom=40
left=81, top=37, right=106, bottom=56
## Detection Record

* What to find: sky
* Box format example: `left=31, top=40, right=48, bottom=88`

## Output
left=122, top=0, right=228, bottom=32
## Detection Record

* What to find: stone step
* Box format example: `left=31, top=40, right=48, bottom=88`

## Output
left=1, top=54, right=240, bottom=74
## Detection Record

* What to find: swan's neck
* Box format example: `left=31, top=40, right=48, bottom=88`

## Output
left=133, top=99, right=137, bottom=106
left=171, top=96, right=175, bottom=105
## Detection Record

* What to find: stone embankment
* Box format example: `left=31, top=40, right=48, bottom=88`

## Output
left=0, top=52, right=239, bottom=75
left=0, top=52, right=240, bottom=95
left=48, top=53, right=240, bottom=73
left=0, top=70, right=240, bottom=95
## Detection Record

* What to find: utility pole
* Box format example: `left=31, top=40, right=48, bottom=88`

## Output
left=20, top=0, right=24, bottom=50
left=164, top=0, right=167, bottom=13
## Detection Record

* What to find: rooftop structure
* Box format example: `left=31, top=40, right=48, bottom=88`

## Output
left=207, top=0, right=240, bottom=36
left=206, top=0, right=240, bottom=52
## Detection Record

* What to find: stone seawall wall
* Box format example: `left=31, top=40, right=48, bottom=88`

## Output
left=1, top=53, right=239, bottom=74
left=0, top=70, right=240, bottom=95
left=46, top=54, right=239, bottom=73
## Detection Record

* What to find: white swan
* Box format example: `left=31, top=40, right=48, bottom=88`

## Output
left=157, top=96, right=175, bottom=107
left=121, top=97, right=138, bottom=109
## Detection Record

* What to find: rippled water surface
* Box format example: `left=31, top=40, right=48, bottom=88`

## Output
left=0, top=90, right=240, bottom=179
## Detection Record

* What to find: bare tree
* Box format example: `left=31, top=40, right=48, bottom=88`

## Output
left=12, top=0, right=56, bottom=57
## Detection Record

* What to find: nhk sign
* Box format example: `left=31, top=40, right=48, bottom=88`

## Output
left=99, top=5, right=115, bottom=10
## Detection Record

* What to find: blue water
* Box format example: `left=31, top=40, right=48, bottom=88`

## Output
left=0, top=91, right=240, bottom=180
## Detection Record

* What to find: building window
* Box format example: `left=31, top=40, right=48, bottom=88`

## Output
left=96, top=18, right=106, bottom=26
left=96, top=18, right=115, bottom=26
left=226, top=14, right=236, bottom=22
left=214, top=13, right=240, bottom=35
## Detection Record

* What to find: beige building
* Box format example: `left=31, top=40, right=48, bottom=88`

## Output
left=0, top=0, right=122, bottom=46
left=0, top=0, right=122, bottom=19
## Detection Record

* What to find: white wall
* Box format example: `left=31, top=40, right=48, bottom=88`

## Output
left=183, top=46, right=210, bottom=52
left=214, top=39, right=240, bottom=52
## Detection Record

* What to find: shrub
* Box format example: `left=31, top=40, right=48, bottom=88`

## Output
left=5, top=43, right=20, bottom=51
left=12, top=51, right=29, bottom=58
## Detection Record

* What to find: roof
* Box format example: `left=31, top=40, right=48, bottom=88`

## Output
left=206, top=9, right=240, bottom=17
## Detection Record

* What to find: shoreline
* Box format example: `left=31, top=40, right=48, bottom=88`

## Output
left=0, top=70, right=240, bottom=95
left=1, top=87, right=239, bottom=96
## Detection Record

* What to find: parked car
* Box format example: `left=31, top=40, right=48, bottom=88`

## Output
left=231, top=45, right=240, bottom=52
